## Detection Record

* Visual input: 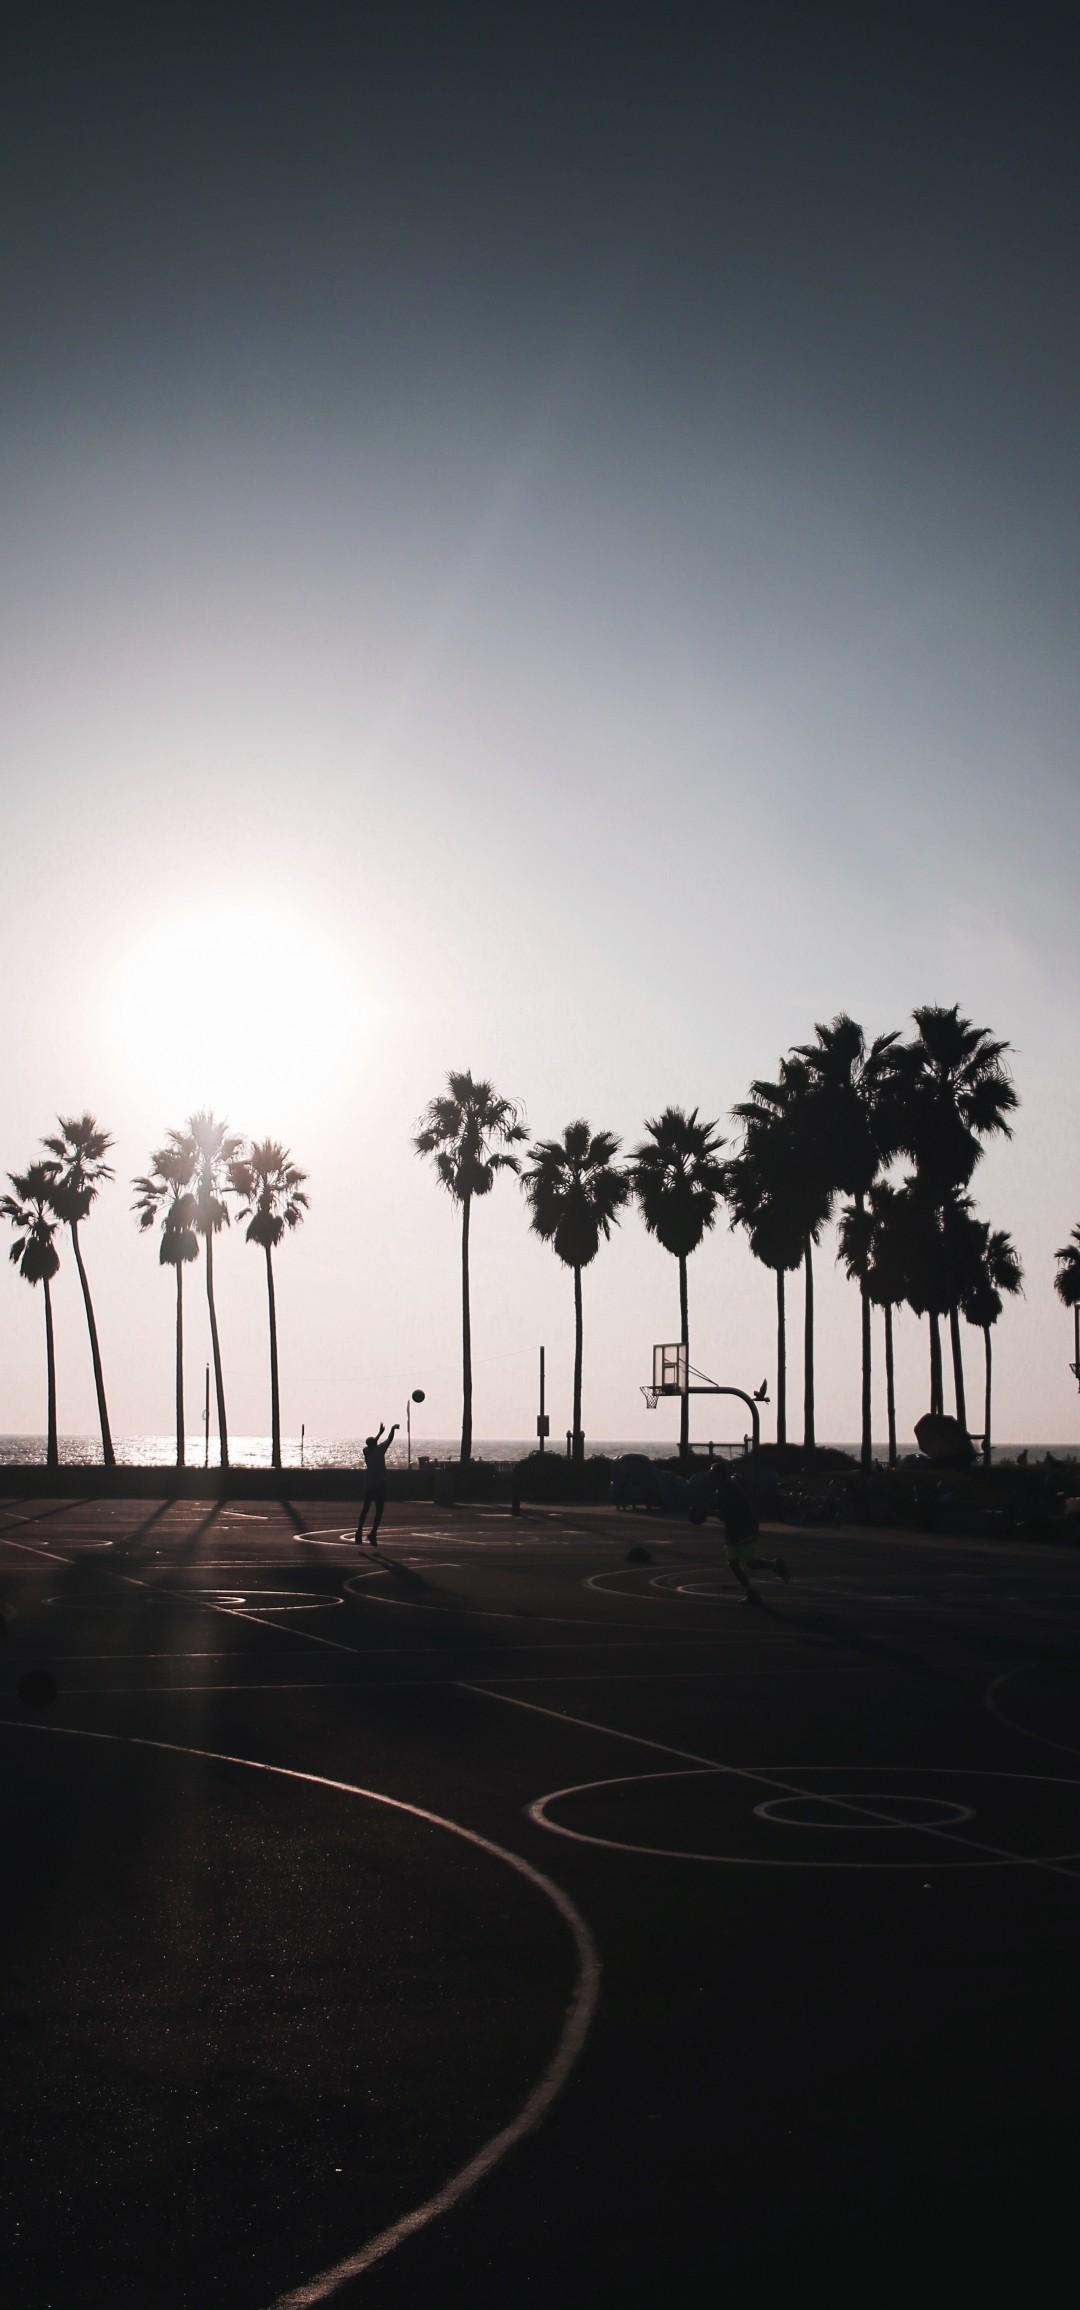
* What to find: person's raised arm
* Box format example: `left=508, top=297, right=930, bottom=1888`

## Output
left=385, top=1422, right=399, bottom=1444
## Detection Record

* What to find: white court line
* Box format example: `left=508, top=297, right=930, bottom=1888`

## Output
left=984, top=1667, right=1080, bottom=1761
left=461, top=1685, right=1080, bottom=1884
left=0, top=1716, right=600, bottom=2309
left=342, top=1572, right=594, bottom=1628
left=0, top=1532, right=72, bottom=1564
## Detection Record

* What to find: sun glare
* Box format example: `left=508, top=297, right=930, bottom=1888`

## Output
left=103, top=893, right=369, bottom=1129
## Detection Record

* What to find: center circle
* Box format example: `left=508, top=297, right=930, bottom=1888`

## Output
left=754, top=1793, right=974, bottom=1830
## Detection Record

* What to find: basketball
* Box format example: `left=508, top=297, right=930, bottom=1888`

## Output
left=411, top=1388, right=425, bottom=1403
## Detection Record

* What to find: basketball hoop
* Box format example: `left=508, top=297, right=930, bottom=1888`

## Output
left=641, top=1385, right=659, bottom=1411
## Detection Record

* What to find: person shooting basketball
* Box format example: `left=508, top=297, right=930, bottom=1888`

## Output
left=354, top=1420, right=399, bottom=1545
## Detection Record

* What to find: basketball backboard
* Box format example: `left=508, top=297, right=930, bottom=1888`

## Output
left=653, top=1342, right=688, bottom=1394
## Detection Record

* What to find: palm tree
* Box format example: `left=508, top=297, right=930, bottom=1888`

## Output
left=862, top=1180, right=910, bottom=1466
left=795, top=1017, right=901, bottom=1469
left=896, top=1004, right=1018, bottom=1199
left=963, top=1225, right=1023, bottom=1465
left=895, top=1005, right=1018, bottom=1419
left=732, top=1060, right=831, bottom=1450
left=133, top=1135, right=199, bottom=1468
left=1, top=1166, right=62, bottom=1467
left=939, top=1193, right=987, bottom=1433
left=630, top=1107, right=726, bottom=1460
left=41, top=1114, right=116, bottom=1467
left=229, top=1141, right=309, bottom=1470
left=893, top=1180, right=951, bottom=1418
left=522, top=1122, right=629, bottom=1460
left=189, top=1111, right=242, bottom=1469
left=1054, top=1227, right=1080, bottom=1393
left=724, top=1140, right=803, bottom=1448
left=414, top=1072, right=527, bottom=1463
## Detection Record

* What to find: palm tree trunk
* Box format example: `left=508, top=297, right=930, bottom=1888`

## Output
left=775, top=1267, right=787, bottom=1448
left=572, top=1262, right=583, bottom=1460
left=265, top=1243, right=281, bottom=1470
left=678, top=1253, right=689, bottom=1462
left=928, top=1312, right=944, bottom=1416
left=70, top=1220, right=114, bottom=1466
left=175, top=1264, right=185, bottom=1470
left=803, top=1234, right=816, bottom=1452
left=884, top=1303, right=897, bottom=1467
left=855, top=1192, right=872, bottom=1471
left=983, top=1325, right=992, bottom=1468
left=460, top=1194, right=472, bottom=1465
left=205, top=1232, right=229, bottom=1469
left=949, top=1303, right=968, bottom=1432
left=43, top=1275, right=58, bottom=1469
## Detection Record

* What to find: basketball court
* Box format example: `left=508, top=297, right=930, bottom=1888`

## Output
left=4, top=1482, right=1080, bottom=2304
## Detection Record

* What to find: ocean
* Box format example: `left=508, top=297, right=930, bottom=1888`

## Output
left=0, top=1435, right=1075, bottom=1470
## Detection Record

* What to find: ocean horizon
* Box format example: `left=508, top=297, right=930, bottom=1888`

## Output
left=0, top=1433, right=1075, bottom=1471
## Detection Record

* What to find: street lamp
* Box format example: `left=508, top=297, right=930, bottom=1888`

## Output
left=406, top=1387, right=425, bottom=1468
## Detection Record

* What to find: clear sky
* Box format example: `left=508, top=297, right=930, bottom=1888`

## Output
left=2, top=4, right=1078, bottom=1452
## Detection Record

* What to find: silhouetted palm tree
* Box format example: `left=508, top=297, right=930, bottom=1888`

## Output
left=733, top=1060, right=831, bottom=1450
left=41, top=1114, right=116, bottom=1467
left=894, top=1004, right=1017, bottom=1419
left=631, top=1107, right=726, bottom=1459
left=724, top=1140, right=803, bottom=1448
left=795, top=1017, right=901, bottom=1469
left=522, top=1122, right=629, bottom=1460
left=133, top=1136, right=199, bottom=1468
left=963, top=1226, right=1023, bottom=1465
left=189, top=1111, right=242, bottom=1468
left=938, top=1193, right=987, bottom=1433
left=1054, top=1228, right=1080, bottom=1393
left=893, top=1179, right=956, bottom=1418
left=229, top=1141, right=309, bottom=1470
left=895, top=1005, right=1018, bottom=1198
left=863, top=1181, right=910, bottom=1466
left=414, top=1072, right=527, bottom=1463
left=2, top=1166, right=62, bottom=1467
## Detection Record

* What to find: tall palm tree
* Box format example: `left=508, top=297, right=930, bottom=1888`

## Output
left=962, top=1225, right=1023, bottom=1465
left=892, top=1179, right=980, bottom=1422
left=939, top=1192, right=987, bottom=1433
left=189, top=1112, right=242, bottom=1469
left=414, top=1072, right=527, bottom=1463
left=895, top=1004, right=1018, bottom=1419
left=133, top=1136, right=199, bottom=1468
left=2, top=1166, right=62, bottom=1467
left=895, top=1004, right=1018, bottom=1199
left=862, top=1180, right=910, bottom=1466
left=630, top=1107, right=726, bottom=1460
left=522, top=1121, right=629, bottom=1461
left=732, top=1060, right=831, bottom=1450
left=724, top=1140, right=803, bottom=1448
left=795, top=1016, right=901, bottom=1468
left=1054, top=1227, right=1080, bottom=1393
left=229, top=1141, right=309, bottom=1470
left=41, top=1114, right=116, bottom=1467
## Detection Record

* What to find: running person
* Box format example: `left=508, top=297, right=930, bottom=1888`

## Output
left=354, top=1421, right=399, bottom=1545
left=710, top=1463, right=789, bottom=1605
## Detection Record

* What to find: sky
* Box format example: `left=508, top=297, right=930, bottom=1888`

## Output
left=2, top=2, right=1078, bottom=1454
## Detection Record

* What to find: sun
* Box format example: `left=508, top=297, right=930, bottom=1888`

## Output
left=102, top=890, right=369, bottom=1130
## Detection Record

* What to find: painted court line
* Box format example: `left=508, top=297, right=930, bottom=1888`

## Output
left=461, top=1685, right=1080, bottom=1884
left=985, top=1668, right=1080, bottom=1761
left=0, top=1716, right=600, bottom=2310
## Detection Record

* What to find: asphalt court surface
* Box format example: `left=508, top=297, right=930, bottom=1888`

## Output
left=4, top=1493, right=1080, bottom=2305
